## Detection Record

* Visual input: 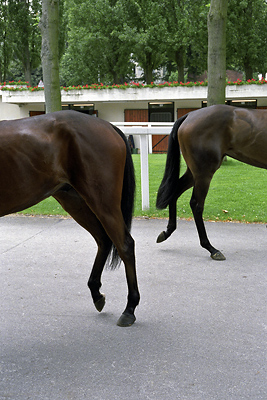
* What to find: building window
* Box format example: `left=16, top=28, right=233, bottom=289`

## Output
left=62, top=104, right=96, bottom=115
left=202, top=100, right=257, bottom=109
left=148, top=102, right=174, bottom=122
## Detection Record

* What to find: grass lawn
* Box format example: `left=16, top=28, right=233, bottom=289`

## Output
left=19, top=154, right=267, bottom=223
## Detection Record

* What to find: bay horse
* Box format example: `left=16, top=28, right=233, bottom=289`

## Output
left=156, top=104, right=267, bottom=260
left=0, top=110, right=139, bottom=326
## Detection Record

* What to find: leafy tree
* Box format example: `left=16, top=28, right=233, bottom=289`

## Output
left=8, top=0, right=41, bottom=85
left=61, top=0, right=267, bottom=85
left=119, top=0, right=167, bottom=83
left=2, top=0, right=267, bottom=89
left=0, top=0, right=63, bottom=86
left=162, top=0, right=208, bottom=83
left=207, top=0, right=228, bottom=106
left=0, top=1, right=13, bottom=81
left=185, top=1, right=209, bottom=80
left=227, top=0, right=267, bottom=80
left=61, top=0, right=133, bottom=85
left=62, top=0, right=209, bottom=85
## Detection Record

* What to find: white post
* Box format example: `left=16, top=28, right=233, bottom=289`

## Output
left=111, top=122, right=173, bottom=211
left=139, top=134, right=149, bottom=210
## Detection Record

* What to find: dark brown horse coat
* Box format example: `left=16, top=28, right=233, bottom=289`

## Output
left=157, top=105, right=267, bottom=260
left=0, top=111, right=139, bottom=326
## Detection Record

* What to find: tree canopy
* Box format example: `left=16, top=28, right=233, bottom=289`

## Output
left=0, top=0, right=267, bottom=85
left=227, top=0, right=267, bottom=80
left=61, top=0, right=134, bottom=85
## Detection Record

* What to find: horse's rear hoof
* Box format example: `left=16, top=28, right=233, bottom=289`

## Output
left=117, top=312, right=136, bottom=327
left=156, top=231, right=166, bottom=243
left=211, top=251, right=226, bottom=261
left=94, top=294, right=105, bottom=312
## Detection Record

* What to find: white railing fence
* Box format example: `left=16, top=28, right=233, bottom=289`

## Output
left=111, top=122, right=173, bottom=210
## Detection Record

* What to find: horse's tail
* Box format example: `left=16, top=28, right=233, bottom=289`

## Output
left=156, top=114, right=188, bottom=209
left=107, top=125, right=135, bottom=269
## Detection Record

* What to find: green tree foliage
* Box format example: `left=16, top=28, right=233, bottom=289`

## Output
left=0, top=0, right=64, bottom=86
left=0, top=1, right=13, bottom=81
left=61, top=0, right=134, bottom=85
left=185, top=1, right=209, bottom=80
left=61, top=0, right=209, bottom=85
left=118, top=0, right=167, bottom=83
left=162, top=0, right=208, bottom=83
left=0, top=0, right=42, bottom=84
left=0, top=0, right=267, bottom=86
left=227, top=0, right=267, bottom=80
left=8, top=0, right=41, bottom=85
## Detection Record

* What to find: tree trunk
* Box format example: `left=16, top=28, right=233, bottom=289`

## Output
left=39, top=0, right=61, bottom=113
left=145, top=66, right=153, bottom=84
left=207, top=0, right=228, bottom=106
left=23, top=45, right=32, bottom=85
left=22, top=0, right=32, bottom=85
left=244, top=58, right=253, bottom=80
left=143, top=52, right=153, bottom=84
left=175, top=49, right=184, bottom=83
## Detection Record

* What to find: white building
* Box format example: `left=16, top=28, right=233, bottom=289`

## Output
left=1, top=82, right=267, bottom=152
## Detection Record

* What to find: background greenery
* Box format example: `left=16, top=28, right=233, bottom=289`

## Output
left=20, top=155, right=267, bottom=223
left=1, top=0, right=267, bottom=85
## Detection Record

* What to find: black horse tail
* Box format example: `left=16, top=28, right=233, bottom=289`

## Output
left=107, top=125, right=135, bottom=269
left=156, top=114, right=188, bottom=209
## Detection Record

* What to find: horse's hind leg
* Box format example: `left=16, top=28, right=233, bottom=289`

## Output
left=117, top=230, right=139, bottom=327
left=157, top=198, right=177, bottom=242
left=54, top=187, right=140, bottom=326
left=157, top=168, right=194, bottom=243
left=53, top=187, right=111, bottom=312
left=93, top=208, right=140, bottom=327
left=190, top=179, right=226, bottom=260
left=87, top=231, right=112, bottom=312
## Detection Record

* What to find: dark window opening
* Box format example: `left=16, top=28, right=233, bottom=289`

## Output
left=62, top=104, right=97, bottom=115
left=202, top=100, right=257, bottom=109
left=149, top=102, right=174, bottom=153
left=148, top=102, right=174, bottom=122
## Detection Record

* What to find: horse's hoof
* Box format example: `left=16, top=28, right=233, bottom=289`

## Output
left=211, top=251, right=226, bottom=261
left=117, top=313, right=136, bottom=327
left=156, top=231, right=166, bottom=243
left=94, top=294, right=105, bottom=312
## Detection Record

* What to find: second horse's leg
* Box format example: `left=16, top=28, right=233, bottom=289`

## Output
left=190, top=183, right=226, bottom=260
left=157, top=169, right=194, bottom=243
left=157, top=198, right=177, bottom=242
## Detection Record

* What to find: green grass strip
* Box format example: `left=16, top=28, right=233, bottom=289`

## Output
left=19, top=154, right=267, bottom=223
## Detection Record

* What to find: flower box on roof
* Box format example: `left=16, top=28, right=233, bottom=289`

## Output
left=1, top=79, right=267, bottom=105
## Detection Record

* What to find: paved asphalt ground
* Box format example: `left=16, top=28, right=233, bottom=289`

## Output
left=0, top=215, right=266, bottom=400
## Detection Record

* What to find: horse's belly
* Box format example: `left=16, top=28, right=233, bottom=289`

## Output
left=227, top=147, right=267, bottom=169
left=0, top=161, right=61, bottom=216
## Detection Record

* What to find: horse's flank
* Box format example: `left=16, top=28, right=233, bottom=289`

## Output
left=0, top=110, right=140, bottom=326
left=0, top=111, right=125, bottom=216
left=157, top=104, right=267, bottom=260
left=179, top=105, right=267, bottom=169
